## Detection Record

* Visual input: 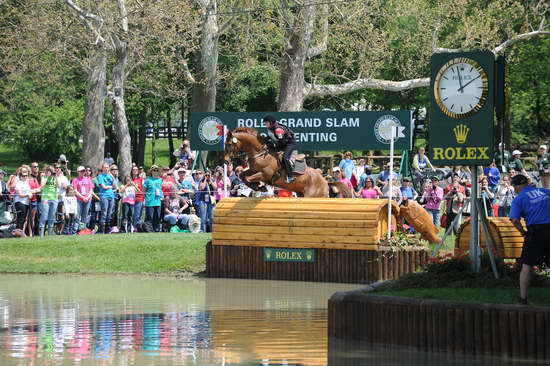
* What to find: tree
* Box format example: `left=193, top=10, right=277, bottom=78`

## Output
left=261, top=0, right=550, bottom=111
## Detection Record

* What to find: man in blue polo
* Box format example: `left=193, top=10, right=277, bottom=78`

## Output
left=509, top=174, right=550, bottom=305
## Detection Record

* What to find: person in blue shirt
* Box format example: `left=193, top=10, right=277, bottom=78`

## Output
left=338, top=151, right=356, bottom=186
left=96, top=163, right=115, bottom=234
left=483, top=161, right=501, bottom=193
left=509, top=174, right=550, bottom=305
left=143, top=165, right=164, bottom=232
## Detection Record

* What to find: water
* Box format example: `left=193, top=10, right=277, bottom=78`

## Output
left=0, top=274, right=358, bottom=365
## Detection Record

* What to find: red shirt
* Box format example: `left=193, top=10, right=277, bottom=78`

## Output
left=161, top=176, right=176, bottom=198
left=28, top=177, right=40, bottom=202
left=132, top=177, right=144, bottom=202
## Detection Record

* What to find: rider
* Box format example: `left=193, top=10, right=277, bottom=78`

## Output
left=263, top=115, right=297, bottom=183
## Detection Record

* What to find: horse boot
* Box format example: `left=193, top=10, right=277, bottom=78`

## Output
left=284, top=159, right=295, bottom=183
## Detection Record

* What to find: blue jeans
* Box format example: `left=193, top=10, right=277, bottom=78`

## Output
left=145, top=206, right=161, bottom=232
left=76, top=200, right=91, bottom=231
left=197, top=201, right=214, bottom=232
left=426, top=208, right=440, bottom=227
left=39, top=200, right=58, bottom=229
left=99, top=196, right=115, bottom=224
left=164, top=214, right=189, bottom=226
left=133, top=201, right=144, bottom=227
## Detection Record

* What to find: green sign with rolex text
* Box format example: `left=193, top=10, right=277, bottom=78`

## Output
left=429, top=51, right=495, bottom=165
left=263, top=248, right=315, bottom=262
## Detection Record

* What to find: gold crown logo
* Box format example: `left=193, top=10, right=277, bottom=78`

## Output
left=453, top=124, right=469, bottom=144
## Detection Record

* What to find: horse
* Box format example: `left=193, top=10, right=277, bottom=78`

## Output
left=224, top=127, right=329, bottom=197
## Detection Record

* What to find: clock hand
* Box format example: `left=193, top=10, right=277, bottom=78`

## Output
left=458, top=75, right=481, bottom=93
left=456, top=67, right=464, bottom=93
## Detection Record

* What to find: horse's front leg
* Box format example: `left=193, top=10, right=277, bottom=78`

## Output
left=242, top=171, right=268, bottom=192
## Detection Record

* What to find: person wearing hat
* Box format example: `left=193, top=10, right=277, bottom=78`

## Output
left=508, top=150, right=528, bottom=177
left=175, top=168, right=193, bottom=201
left=421, top=175, right=444, bottom=226
left=536, top=145, right=550, bottom=189
left=72, top=166, right=94, bottom=233
left=263, top=114, right=297, bottom=183
left=509, top=174, right=550, bottom=305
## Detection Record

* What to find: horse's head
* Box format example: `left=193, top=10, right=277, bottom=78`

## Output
left=224, top=127, right=262, bottom=163
left=224, top=130, right=241, bottom=163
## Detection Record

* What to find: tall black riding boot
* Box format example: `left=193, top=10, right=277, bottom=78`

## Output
left=284, top=160, right=295, bottom=183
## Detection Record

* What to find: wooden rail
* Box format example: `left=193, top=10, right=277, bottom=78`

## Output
left=206, top=242, right=428, bottom=284
left=329, top=291, right=550, bottom=360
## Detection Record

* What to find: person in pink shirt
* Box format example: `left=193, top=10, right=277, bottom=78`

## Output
left=359, top=177, right=382, bottom=199
left=72, top=166, right=94, bottom=232
left=422, top=176, right=444, bottom=226
left=119, top=175, right=138, bottom=233
left=214, top=168, right=231, bottom=202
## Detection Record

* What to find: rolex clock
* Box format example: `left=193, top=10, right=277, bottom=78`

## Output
left=434, top=58, right=489, bottom=119
left=429, top=51, right=495, bottom=166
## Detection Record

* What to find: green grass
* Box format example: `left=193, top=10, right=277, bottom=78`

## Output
left=376, top=287, right=550, bottom=307
left=0, top=144, right=29, bottom=174
left=0, top=233, right=211, bottom=275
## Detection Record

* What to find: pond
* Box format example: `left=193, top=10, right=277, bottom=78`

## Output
left=0, top=274, right=358, bottom=365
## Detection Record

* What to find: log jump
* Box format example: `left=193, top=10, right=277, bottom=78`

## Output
left=206, top=197, right=429, bottom=284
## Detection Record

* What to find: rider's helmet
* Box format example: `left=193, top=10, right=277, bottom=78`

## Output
left=263, top=115, right=276, bottom=126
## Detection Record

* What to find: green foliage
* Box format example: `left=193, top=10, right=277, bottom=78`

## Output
left=0, top=73, right=84, bottom=164
left=218, top=62, right=279, bottom=112
left=508, top=37, right=550, bottom=145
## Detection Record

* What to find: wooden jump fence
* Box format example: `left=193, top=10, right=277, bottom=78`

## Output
left=207, top=198, right=428, bottom=283
left=456, top=217, right=525, bottom=259
left=329, top=291, right=550, bottom=360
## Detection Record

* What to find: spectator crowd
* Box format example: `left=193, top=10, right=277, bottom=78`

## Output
left=0, top=139, right=549, bottom=239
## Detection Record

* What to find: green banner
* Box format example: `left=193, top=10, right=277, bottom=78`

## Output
left=429, top=51, right=495, bottom=165
left=263, top=248, right=315, bottom=262
left=190, top=111, right=413, bottom=151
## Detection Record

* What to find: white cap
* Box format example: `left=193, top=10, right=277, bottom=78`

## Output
left=540, top=145, right=547, bottom=150
left=512, top=150, right=522, bottom=155
left=77, top=166, right=85, bottom=172
left=332, top=167, right=341, bottom=172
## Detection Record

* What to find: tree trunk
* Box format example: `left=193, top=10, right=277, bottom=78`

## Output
left=167, top=106, right=176, bottom=167
left=111, top=41, right=132, bottom=178
left=134, top=105, right=147, bottom=167
left=278, top=0, right=317, bottom=112
left=82, top=46, right=107, bottom=170
left=190, top=0, right=220, bottom=169
left=190, top=0, right=219, bottom=114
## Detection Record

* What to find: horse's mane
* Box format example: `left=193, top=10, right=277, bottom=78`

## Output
left=233, top=127, right=258, bottom=136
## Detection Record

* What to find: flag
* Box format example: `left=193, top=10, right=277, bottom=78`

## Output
left=216, top=124, right=227, bottom=150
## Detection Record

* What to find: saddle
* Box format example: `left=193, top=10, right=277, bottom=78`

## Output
left=277, top=151, right=307, bottom=175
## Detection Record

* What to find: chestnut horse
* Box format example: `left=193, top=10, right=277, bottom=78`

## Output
left=224, top=127, right=329, bottom=197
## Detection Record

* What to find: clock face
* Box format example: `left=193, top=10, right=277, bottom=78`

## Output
left=434, top=57, right=489, bottom=119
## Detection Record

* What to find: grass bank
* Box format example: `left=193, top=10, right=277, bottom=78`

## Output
left=376, top=287, right=550, bottom=307
left=0, top=233, right=211, bottom=275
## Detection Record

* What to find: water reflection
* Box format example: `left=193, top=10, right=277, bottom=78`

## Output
left=0, top=275, right=357, bottom=365
left=328, top=336, right=549, bottom=366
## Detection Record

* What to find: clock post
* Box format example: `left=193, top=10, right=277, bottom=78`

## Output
left=429, top=51, right=496, bottom=272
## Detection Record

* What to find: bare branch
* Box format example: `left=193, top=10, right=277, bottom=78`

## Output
left=492, top=28, right=550, bottom=54
left=305, top=77, right=430, bottom=97
left=307, top=3, right=328, bottom=58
